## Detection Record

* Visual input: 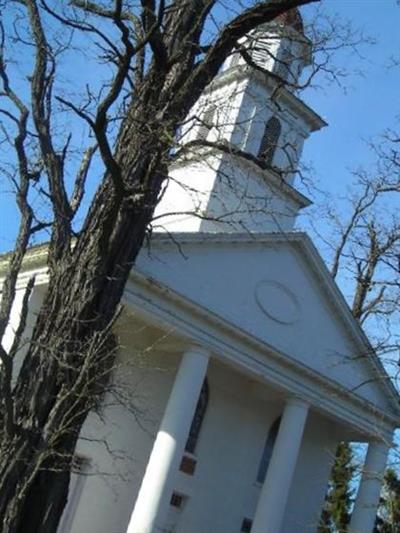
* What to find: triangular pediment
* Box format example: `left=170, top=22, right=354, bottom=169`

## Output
left=136, top=232, right=398, bottom=416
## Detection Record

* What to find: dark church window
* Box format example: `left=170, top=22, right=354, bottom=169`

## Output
left=256, top=417, right=281, bottom=484
left=241, top=518, right=253, bottom=532
left=197, top=106, right=216, bottom=140
left=170, top=492, right=185, bottom=509
left=258, top=116, right=281, bottom=166
left=185, top=378, right=209, bottom=454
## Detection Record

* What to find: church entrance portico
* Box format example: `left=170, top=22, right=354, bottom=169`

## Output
left=6, top=266, right=395, bottom=533
left=126, top=342, right=317, bottom=533
left=122, top=333, right=392, bottom=533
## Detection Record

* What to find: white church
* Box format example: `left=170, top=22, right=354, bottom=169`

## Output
left=3, top=8, right=400, bottom=533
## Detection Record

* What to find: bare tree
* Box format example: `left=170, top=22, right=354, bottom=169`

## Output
left=312, top=134, right=400, bottom=532
left=323, top=166, right=399, bottom=366
left=0, top=1, right=367, bottom=532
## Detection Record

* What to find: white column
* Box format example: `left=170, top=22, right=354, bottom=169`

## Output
left=252, top=398, right=309, bottom=533
left=349, top=440, right=391, bottom=533
left=127, top=346, right=210, bottom=533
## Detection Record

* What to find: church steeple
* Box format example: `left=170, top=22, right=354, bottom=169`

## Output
left=153, top=9, right=326, bottom=233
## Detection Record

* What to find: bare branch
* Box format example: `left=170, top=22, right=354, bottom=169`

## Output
left=70, top=144, right=98, bottom=215
left=25, top=0, right=72, bottom=254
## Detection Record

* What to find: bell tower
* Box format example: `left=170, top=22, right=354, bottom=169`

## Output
left=153, top=8, right=326, bottom=233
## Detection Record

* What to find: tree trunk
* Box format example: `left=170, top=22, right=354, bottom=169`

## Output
left=0, top=125, right=168, bottom=532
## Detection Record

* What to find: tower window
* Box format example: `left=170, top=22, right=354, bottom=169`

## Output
left=256, top=417, right=281, bottom=484
left=185, top=378, right=209, bottom=454
left=258, top=117, right=281, bottom=166
left=197, top=106, right=216, bottom=140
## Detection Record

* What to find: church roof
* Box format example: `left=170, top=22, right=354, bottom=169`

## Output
left=134, top=231, right=400, bottom=421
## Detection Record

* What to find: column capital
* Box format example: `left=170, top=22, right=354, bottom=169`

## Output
left=286, top=397, right=309, bottom=410
left=184, top=344, right=211, bottom=360
left=367, top=439, right=392, bottom=450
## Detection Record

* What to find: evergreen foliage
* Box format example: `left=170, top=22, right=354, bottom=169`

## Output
left=319, top=442, right=355, bottom=532
left=375, top=468, right=400, bottom=533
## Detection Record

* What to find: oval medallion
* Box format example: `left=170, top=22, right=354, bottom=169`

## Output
left=255, top=280, right=300, bottom=325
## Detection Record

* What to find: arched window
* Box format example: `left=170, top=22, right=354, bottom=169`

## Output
left=185, top=379, right=209, bottom=454
left=197, top=106, right=216, bottom=141
left=258, top=117, right=281, bottom=166
left=256, top=417, right=281, bottom=484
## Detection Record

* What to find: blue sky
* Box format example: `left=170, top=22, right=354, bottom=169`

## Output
left=297, top=0, right=400, bottom=297
left=0, top=0, right=399, bottom=253
left=301, top=0, right=400, bottom=198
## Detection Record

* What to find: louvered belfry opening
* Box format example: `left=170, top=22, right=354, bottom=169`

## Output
left=197, top=106, right=216, bottom=141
